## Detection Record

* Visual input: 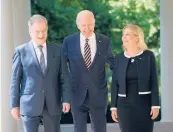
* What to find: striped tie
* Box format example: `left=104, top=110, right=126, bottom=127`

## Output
left=84, top=39, right=91, bottom=69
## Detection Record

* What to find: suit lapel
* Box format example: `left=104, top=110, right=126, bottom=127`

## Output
left=121, top=54, right=129, bottom=88
left=28, top=41, right=44, bottom=77
left=88, top=34, right=100, bottom=70
left=44, top=42, right=51, bottom=77
left=76, top=34, right=88, bottom=71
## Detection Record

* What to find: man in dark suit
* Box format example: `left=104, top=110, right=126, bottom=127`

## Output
left=10, top=14, right=70, bottom=132
left=62, top=10, right=114, bottom=132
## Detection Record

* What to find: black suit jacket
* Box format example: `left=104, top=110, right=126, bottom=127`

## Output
left=62, top=33, right=114, bottom=108
left=111, top=50, right=160, bottom=108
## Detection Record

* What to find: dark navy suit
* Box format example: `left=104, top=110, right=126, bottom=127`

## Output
left=10, top=41, right=70, bottom=132
left=62, top=33, right=114, bottom=132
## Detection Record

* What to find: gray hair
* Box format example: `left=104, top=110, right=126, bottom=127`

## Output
left=76, top=10, right=95, bottom=26
left=28, top=14, right=48, bottom=29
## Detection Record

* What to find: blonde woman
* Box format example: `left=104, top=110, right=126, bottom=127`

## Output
left=111, top=24, right=160, bottom=132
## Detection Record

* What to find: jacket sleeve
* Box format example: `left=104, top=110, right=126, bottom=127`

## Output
left=10, top=48, right=23, bottom=109
left=106, top=39, right=115, bottom=71
left=60, top=39, right=71, bottom=103
left=111, top=56, right=119, bottom=108
left=150, top=52, right=160, bottom=106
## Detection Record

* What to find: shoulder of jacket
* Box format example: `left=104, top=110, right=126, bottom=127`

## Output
left=15, top=42, right=29, bottom=51
left=143, top=50, right=154, bottom=55
left=64, top=33, right=79, bottom=40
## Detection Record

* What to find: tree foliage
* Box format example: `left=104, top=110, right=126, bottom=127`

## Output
left=31, top=0, right=160, bottom=51
left=31, top=0, right=161, bottom=122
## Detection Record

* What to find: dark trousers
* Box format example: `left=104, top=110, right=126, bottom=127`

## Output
left=21, top=102, right=61, bottom=132
left=71, top=92, right=107, bottom=132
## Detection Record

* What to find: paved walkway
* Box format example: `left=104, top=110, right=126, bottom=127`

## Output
left=38, top=122, right=173, bottom=132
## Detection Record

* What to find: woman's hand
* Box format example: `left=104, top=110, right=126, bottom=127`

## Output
left=111, top=109, right=118, bottom=122
left=150, top=107, right=159, bottom=120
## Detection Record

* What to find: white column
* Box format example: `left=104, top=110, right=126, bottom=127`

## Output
left=12, top=1, right=31, bottom=131
left=160, top=0, right=173, bottom=122
left=0, top=0, right=31, bottom=132
left=12, top=0, right=31, bottom=47
left=0, top=0, right=18, bottom=131
left=0, top=1, right=2, bottom=131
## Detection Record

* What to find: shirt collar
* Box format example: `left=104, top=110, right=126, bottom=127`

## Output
left=80, top=33, right=95, bottom=42
left=32, top=41, right=46, bottom=49
left=124, top=50, right=143, bottom=58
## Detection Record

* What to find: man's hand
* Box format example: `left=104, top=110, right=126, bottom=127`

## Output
left=62, top=103, right=70, bottom=113
left=11, top=107, right=20, bottom=120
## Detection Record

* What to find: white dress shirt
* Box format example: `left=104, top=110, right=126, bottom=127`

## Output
left=80, top=33, right=97, bottom=62
left=32, top=41, right=47, bottom=67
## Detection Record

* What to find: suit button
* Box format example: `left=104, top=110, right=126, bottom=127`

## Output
left=42, top=90, right=44, bottom=93
left=86, top=86, right=89, bottom=88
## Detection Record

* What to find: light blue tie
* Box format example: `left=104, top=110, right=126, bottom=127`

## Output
left=38, top=45, right=46, bottom=75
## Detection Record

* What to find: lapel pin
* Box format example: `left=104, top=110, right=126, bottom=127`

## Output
left=131, top=59, right=135, bottom=63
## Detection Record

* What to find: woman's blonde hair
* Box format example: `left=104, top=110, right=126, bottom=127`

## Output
left=123, top=24, right=148, bottom=50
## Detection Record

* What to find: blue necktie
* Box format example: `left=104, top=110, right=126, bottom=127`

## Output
left=38, top=45, right=46, bottom=75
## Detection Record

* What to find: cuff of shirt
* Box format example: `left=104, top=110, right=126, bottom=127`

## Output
left=110, top=107, right=117, bottom=111
left=151, top=106, right=160, bottom=109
